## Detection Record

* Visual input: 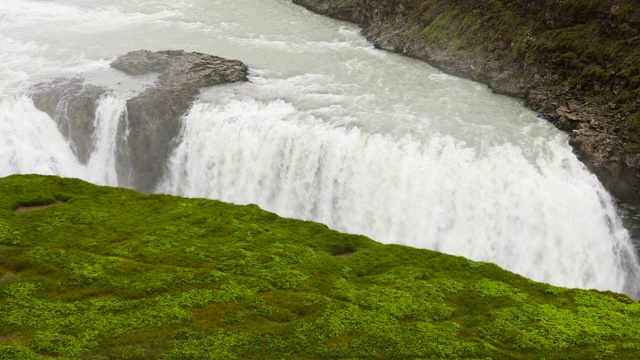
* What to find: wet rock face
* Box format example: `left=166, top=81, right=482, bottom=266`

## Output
left=111, top=50, right=249, bottom=192
left=31, top=78, right=106, bottom=164
left=30, top=50, right=249, bottom=193
left=292, top=0, right=355, bottom=20
left=111, top=50, right=249, bottom=88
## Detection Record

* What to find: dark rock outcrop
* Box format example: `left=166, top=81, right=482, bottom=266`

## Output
left=32, top=78, right=106, bottom=164
left=291, top=0, right=356, bottom=21
left=111, top=50, right=248, bottom=192
left=293, top=0, right=640, bottom=206
left=31, top=50, right=249, bottom=192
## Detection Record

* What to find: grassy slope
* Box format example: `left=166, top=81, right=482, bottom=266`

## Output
left=1, top=175, right=639, bottom=359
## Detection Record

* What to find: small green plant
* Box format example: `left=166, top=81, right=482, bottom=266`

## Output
left=78, top=211, right=109, bottom=224
left=476, top=278, right=529, bottom=302
left=36, top=218, right=64, bottom=232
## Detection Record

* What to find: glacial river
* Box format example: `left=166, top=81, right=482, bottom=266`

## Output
left=1, top=0, right=639, bottom=297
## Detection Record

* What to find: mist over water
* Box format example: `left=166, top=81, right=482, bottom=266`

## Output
left=1, top=0, right=639, bottom=297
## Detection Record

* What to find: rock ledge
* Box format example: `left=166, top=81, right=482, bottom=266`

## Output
left=32, top=50, right=249, bottom=192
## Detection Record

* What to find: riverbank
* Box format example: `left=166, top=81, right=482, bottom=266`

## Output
left=293, top=0, right=640, bottom=208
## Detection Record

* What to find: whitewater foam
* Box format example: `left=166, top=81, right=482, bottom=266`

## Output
left=159, top=99, right=640, bottom=295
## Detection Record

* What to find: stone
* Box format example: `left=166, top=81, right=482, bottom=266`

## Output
left=111, top=50, right=249, bottom=192
left=31, top=78, right=106, bottom=164
left=0, top=271, right=20, bottom=283
left=30, top=50, right=249, bottom=193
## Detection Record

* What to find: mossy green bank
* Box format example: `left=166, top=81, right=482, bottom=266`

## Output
left=1, top=175, right=639, bottom=359
left=413, top=0, right=640, bottom=124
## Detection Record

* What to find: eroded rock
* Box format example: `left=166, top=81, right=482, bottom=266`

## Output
left=30, top=50, right=249, bottom=193
left=31, top=78, right=106, bottom=164
left=111, top=50, right=248, bottom=192
left=292, top=0, right=355, bottom=20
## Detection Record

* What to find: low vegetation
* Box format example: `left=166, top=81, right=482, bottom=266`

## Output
left=1, top=175, right=639, bottom=359
left=415, top=0, right=640, bottom=127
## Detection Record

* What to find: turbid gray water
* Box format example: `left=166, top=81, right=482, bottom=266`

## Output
left=1, top=0, right=639, bottom=297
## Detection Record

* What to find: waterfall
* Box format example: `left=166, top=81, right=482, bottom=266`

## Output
left=86, top=96, right=127, bottom=186
left=0, top=95, right=126, bottom=188
left=0, top=96, right=85, bottom=178
left=159, top=99, right=640, bottom=297
left=1, top=0, right=639, bottom=299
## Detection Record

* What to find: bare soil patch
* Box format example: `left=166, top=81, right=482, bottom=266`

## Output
left=14, top=200, right=66, bottom=214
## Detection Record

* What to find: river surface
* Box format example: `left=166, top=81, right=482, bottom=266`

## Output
left=1, top=0, right=639, bottom=297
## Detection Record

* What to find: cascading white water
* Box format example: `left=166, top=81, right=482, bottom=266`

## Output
left=1, top=0, right=639, bottom=297
left=0, top=96, right=85, bottom=178
left=159, top=99, right=639, bottom=294
left=86, top=96, right=127, bottom=185
left=0, top=95, right=126, bottom=188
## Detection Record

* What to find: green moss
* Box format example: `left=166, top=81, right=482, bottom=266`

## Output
left=476, top=278, right=529, bottom=302
left=625, top=113, right=640, bottom=129
left=412, top=0, right=640, bottom=128
left=421, top=11, right=460, bottom=45
left=0, top=175, right=639, bottom=359
left=0, top=343, right=45, bottom=360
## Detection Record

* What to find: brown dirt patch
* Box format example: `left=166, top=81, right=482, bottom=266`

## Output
left=333, top=251, right=355, bottom=258
left=14, top=201, right=65, bottom=214
left=0, top=271, right=20, bottom=283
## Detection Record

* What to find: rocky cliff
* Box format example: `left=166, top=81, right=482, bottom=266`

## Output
left=293, top=0, right=640, bottom=207
left=32, top=50, right=248, bottom=192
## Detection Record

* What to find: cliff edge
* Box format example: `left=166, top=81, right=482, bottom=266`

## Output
left=293, top=0, right=640, bottom=207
